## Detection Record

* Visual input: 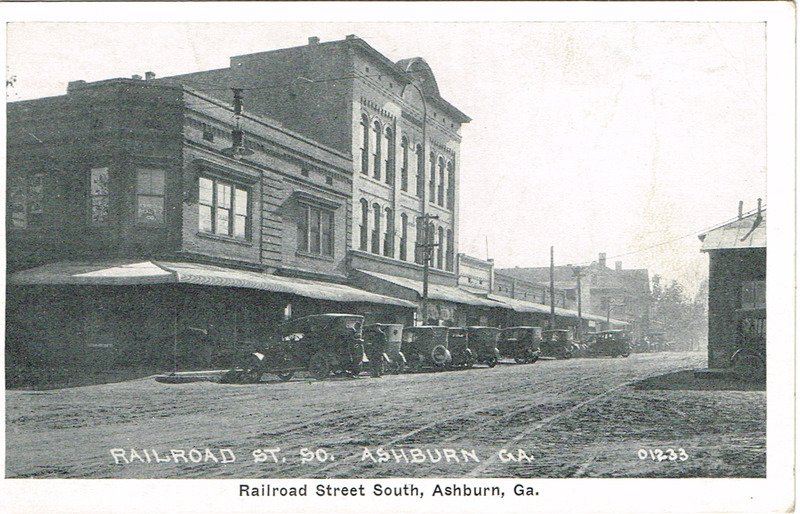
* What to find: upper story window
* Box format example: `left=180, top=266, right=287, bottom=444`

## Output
left=446, top=229, right=454, bottom=271
left=135, top=169, right=166, bottom=225
left=400, top=137, right=409, bottom=192
left=89, top=167, right=110, bottom=225
left=298, top=204, right=334, bottom=257
left=384, top=207, right=394, bottom=258
left=399, top=213, right=408, bottom=261
left=384, top=126, right=395, bottom=186
left=359, top=198, right=369, bottom=251
left=415, top=144, right=425, bottom=199
left=437, top=157, right=445, bottom=206
left=372, top=120, right=382, bottom=181
left=199, top=176, right=250, bottom=239
left=371, top=203, right=381, bottom=254
left=429, top=153, right=437, bottom=203
left=360, top=114, right=370, bottom=175
left=446, top=160, right=455, bottom=210
left=9, top=172, right=46, bottom=229
left=436, top=226, right=444, bottom=269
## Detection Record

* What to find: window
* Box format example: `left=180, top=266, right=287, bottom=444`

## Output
left=136, top=169, right=166, bottom=225
left=9, top=172, right=46, bottom=229
left=437, top=226, right=444, bottom=269
left=446, top=229, right=454, bottom=271
left=360, top=115, right=370, bottom=175
left=359, top=198, right=369, bottom=251
left=446, top=160, right=455, bottom=210
left=400, top=137, right=409, bottom=192
left=415, top=218, right=424, bottom=264
left=199, top=176, right=250, bottom=239
left=399, top=213, right=408, bottom=261
left=89, top=167, right=110, bottom=225
left=372, top=121, right=382, bottom=180
left=415, top=144, right=425, bottom=199
left=741, top=281, right=766, bottom=310
left=437, top=157, right=445, bottom=206
left=298, top=204, right=334, bottom=256
left=384, top=207, right=394, bottom=258
left=429, top=153, right=437, bottom=203
left=371, top=203, right=381, bottom=254
left=385, top=127, right=395, bottom=186
left=202, top=124, right=214, bottom=142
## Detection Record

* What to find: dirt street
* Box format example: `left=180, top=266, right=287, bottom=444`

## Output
left=5, top=351, right=765, bottom=478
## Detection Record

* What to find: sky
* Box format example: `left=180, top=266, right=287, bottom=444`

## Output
left=5, top=19, right=770, bottom=296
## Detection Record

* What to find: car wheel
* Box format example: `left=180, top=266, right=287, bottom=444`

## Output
left=431, top=345, right=449, bottom=368
left=560, top=347, right=573, bottom=359
left=732, top=352, right=765, bottom=382
left=486, top=356, right=498, bottom=368
left=276, top=371, right=294, bottom=382
left=309, top=352, right=331, bottom=381
left=514, top=356, right=527, bottom=364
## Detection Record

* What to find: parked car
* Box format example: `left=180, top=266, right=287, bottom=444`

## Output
left=446, top=327, right=475, bottom=368
left=583, top=330, right=632, bottom=358
left=465, top=327, right=502, bottom=367
left=540, top=329, right=577, bottom=359
left=222, top=314, right=367, bottom=382
left=401, top=326, right=452, bottom=369
left=498, top=326, right=542, bottom=364
left=362, top=323, right=406, bottom=376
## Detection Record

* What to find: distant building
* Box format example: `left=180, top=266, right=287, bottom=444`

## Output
left=698, top=204, right=766, bottom=369
left=496, top=253, right=651, bottom=337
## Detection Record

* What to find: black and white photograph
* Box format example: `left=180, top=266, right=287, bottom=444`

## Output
left=2, top=2, right=795, bottom=513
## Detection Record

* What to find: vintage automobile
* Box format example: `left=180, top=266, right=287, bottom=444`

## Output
left=465, top=327, right=502, bottom=367
left=401, top=326, right=452, bottom=369
left=540, top=329, right=577, bottom=359
left=583, top=330, right=632, bottom=358
left=362, top=323, right=406, bottom=376
left=222, top=314, right=367, bottom=383
left=498, top=326, right=542, bottom=364
left=446, top=328, right=475, bottom=368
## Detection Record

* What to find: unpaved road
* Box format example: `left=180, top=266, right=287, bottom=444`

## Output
left=6, top=351, right=765, bottom=478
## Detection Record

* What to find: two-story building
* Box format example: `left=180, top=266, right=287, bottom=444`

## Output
left=160, top=35, right=474, bottom=325
left=6, top=77, right=415, bottom=373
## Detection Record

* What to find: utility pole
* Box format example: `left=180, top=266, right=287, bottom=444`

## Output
left=417, top=214, right=439, bottom=323
left=571, top=265, right=584, bottom=340
left=550, top=246, right=555, bottom=330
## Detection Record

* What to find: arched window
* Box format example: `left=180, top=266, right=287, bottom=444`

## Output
left=415, top=144, right=425, bottom=199
left=360, top=114, right=370, bottom=175
left=436, top=226, right=444, bottom=269
left=400, top=137, right=409, bottom=192
left=446, top=160, right=455, bottom=210
left=414, top=217, right=425, bottom=265
left=446, top=229, right=454, bottom=271
left=429, top=153, right=437, bottom=203
left=359, top=198, right=369, bottom=251
left=399, top=213, right=408, bottom=261
left=372, top=121, right=382, bottom=180
left=384, top=127, right=395, bottom=186
left=384, top=207, right=394, bottom=258
left=371, top=203, right=381, bottom=254
left=437, top=156, right=445, bottom=206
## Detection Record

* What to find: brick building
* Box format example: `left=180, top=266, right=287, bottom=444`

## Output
left=496, top=253, right=648, bottom=335
left=161, top=35, right=471, bottom=325
left=698, top=206, right=766, bottom=369
left=6, top=77, right=415, bottom=373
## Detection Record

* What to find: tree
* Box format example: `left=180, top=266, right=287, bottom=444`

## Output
left=650, top=275, right=707, bottom=351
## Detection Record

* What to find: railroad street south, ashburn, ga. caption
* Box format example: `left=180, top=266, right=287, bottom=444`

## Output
left=239, top=482, right=539, bottom=498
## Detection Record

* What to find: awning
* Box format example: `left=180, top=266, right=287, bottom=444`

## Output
left=487, top=293, right=628, bottom=326
left=8, top=261, right=416, bottom=309
left=354, top=269, right=503, bottom=308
